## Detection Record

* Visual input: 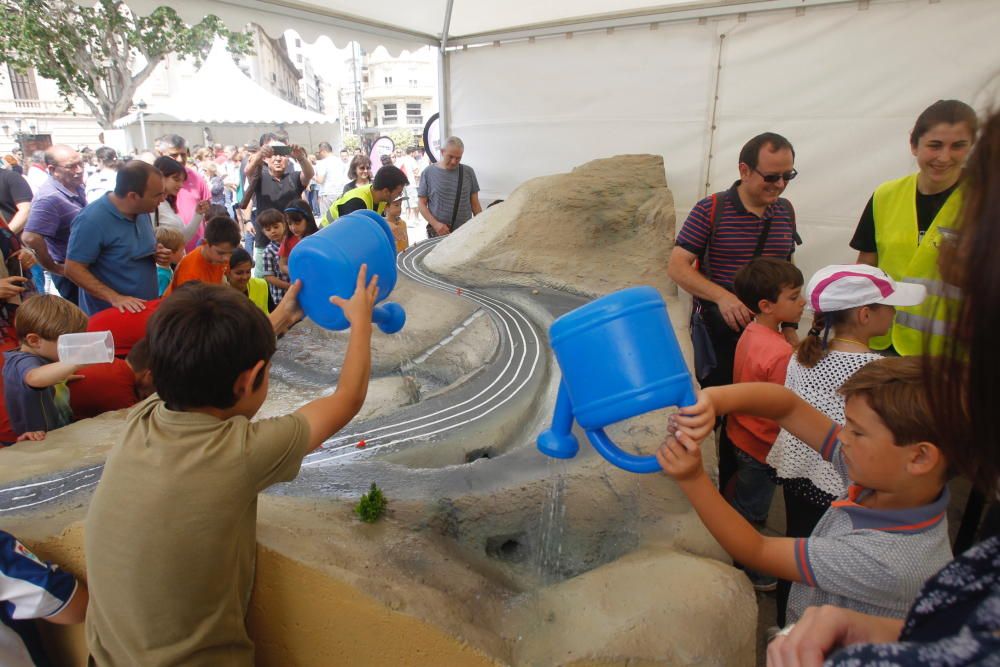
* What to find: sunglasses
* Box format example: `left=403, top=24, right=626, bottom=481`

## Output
left=753, top=167, right=798, bottom=183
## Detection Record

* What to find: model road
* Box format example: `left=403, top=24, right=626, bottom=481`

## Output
left=0, top=238, right=543, bottom=513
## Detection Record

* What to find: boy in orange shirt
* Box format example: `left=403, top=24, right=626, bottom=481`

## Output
left=726, top=257, right=805, bottom=590
left=166, top=216, right=241, bottom=294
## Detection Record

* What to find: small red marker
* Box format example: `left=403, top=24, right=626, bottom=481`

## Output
left=356, top=440, right=367, bottom=449
left=456, top=287, right=463, bottom=296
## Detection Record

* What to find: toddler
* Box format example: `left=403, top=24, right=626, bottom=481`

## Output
left=155, top=226, right=185, bottom=297
left=2, top=295, right=89, bottom=439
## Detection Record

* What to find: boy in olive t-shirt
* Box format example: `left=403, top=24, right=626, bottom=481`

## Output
left=84, top=269, right=380, bottom=666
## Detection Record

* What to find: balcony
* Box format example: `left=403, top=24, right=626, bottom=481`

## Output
left=0, top=98, right=73, bottom=114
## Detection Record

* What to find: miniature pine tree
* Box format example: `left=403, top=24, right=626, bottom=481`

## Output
left=355, top=482, right=388, bottom=523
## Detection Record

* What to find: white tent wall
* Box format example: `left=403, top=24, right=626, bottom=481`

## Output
left=446, top=0, right=999, bottom=281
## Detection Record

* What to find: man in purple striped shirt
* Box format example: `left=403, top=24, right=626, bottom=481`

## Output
left=668, top=133, right=800, bottom=488
left=22, top=145, right=88, bottom=304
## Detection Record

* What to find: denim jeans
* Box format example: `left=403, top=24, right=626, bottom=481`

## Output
left=726, top=447, right=776, bottom=525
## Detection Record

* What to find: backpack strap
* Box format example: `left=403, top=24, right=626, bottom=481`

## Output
left=780, top=197, right=803, bottom=252
left=700, top=190, right=728, bottom=282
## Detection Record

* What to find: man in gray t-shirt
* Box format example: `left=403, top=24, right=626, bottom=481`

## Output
left=418, top=136, right=482, bottom=236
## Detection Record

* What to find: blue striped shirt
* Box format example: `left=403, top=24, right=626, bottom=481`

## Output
left=675, top=182, right=796, bottom=290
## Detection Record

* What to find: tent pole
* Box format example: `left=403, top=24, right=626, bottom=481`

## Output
left=438, top=0, right=455, bottom=139
left=702, top=32, right=726, bottom=199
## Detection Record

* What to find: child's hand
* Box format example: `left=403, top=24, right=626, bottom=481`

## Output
left=330, top=264, right=378, bottom=327
left=655, top=431, right=704, bottom=482
left=669, top=389, right=717, bottom=442
left=16, top=431, right=45, bottom=442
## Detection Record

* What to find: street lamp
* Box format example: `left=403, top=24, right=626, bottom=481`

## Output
left=136, top=99, right=148, bottom=150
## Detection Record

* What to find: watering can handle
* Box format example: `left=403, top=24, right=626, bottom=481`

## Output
left=584, top=428, right=664, bottom=474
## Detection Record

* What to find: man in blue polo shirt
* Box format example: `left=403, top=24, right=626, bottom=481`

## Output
left=65, top=161, right=170, bottom=315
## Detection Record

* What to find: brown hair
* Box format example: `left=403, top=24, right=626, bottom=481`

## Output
left=257, top=208, right=285, bottom=231
left=840, top=356, right=942, bottom=449
left=909, top=99, right=979, bottom=148
left=126, top=337, right=151, bottom=373
left=14, top=294, right=88, bottom=341
left=795, top=304, right=892, bottom=368
left=925, top=108, right=999, bottom=494
left=147, top=282, right=275, bottom=410
left=155, top=225, right=185, bottom=252
left=347, top=155, right=372, bottom=181
left=733, top=257, right=803, bottom=314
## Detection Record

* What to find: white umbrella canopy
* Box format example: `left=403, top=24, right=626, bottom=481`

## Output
left=114, top=41, right=337, bottom=126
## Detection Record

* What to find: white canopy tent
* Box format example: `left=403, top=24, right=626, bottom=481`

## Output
left=113, top=41, right=339, bottom=151
left=103, top=0, right=998, bottom=277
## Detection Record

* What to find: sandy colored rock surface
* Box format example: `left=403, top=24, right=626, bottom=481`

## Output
left=509, top=548, right=755, bottom=667
left=425, top=154, right=677, bottom=298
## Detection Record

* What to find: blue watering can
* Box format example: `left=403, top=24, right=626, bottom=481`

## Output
left=537, top=286, right=697, bottom=473
left=288, top=209, right=406, bottom=333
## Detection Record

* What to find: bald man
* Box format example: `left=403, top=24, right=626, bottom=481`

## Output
left=22, top=145, right=87, bottom=303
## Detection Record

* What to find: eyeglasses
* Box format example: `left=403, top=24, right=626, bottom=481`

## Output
left=753, top=168, right=798, bottom=183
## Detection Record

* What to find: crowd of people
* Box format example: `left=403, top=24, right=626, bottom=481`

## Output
left=1, top=98, right=997, bottom=667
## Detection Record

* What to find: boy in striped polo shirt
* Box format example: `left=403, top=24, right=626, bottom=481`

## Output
left=657, top=356, right=951, bottom=625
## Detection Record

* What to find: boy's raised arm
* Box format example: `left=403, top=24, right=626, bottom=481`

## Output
left=656, top=432, right=801, bottom=582
left=25, top=362, right=81, bottom=389
left=295, top=266, right=378, bottom=451
left=675, top=384, right=835, bottom=455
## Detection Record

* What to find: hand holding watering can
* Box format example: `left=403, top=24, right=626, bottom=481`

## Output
left=537, top=286, right=697, bottom=473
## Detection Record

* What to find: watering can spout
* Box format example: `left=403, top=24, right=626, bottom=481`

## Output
left=372, top=302, right=406, bottom=334
left=537, top=380, right=580, bottom=459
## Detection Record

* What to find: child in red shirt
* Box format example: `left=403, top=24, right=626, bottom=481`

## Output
left=166, top=216, right=241, bottom=295
left=70, top=339, right=155, bottom=419
left=726, top=257, right=805, bottom=590
left=277, top=203, right=318, bottom=277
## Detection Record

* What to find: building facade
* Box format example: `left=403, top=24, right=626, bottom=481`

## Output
left=236, top=24, right=304, bottom=109
left=339, top=45, right=435, bottom=146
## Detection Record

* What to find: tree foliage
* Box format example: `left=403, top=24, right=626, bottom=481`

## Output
left=0, top=0, right=253, bottom=128
left=341, top=133, right=361, bottom=152
left=355, top=482, right=387, bottom=523
left=388, top=128, right=417, bottom=152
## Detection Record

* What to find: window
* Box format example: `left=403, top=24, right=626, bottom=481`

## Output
left=409, top=79, right=418, bottom=87
left=406, top=103, right=423, bottom=125
left=382, top=103, right=398, bottom=125
left=295, top=38, right=301, bottom=47
left=7, top=66, right=38, bottom=100
left=384, top=76, right=393, bottom=85
left=297, top=54, right=303, bottom=63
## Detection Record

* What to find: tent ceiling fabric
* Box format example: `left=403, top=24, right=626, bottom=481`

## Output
left=88, top=0, right=806, bottom=52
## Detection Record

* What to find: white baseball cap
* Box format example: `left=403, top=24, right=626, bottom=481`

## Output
left=806, top=264, right=927, bottom=313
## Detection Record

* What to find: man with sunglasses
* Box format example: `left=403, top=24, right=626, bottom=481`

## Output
left=667, top=132, right=800, bottom=486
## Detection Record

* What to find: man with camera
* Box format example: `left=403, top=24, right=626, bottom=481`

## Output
left=239, top=139, right=314, bottom=269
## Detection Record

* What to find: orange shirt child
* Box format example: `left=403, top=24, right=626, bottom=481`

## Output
left=165, top=245, right=228, bottom=295
left=726, top=321, right=793, bottom=462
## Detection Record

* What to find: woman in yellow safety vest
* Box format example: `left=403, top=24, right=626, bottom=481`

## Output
left=849, top=100, right=978, bottom=355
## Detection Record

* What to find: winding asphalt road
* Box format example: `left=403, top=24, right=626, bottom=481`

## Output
left=0, top=237, right=545, bottom=514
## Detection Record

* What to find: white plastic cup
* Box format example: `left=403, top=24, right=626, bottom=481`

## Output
left=57, top=331, right=115, bottom=365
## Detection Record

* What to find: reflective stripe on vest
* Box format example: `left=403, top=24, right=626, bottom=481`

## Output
left=870, top=173, right=963, bottom=355
left=320, top=185, right=385, bottom=227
